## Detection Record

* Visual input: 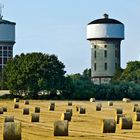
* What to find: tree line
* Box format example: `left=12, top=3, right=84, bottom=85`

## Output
left=1, top=52, right=140, bottom=100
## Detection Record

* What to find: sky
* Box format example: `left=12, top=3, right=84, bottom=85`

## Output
left=0, top=0, right=140, bottom=74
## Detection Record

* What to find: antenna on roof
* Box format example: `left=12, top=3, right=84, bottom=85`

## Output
left=0, top=3, right=4, bottom=19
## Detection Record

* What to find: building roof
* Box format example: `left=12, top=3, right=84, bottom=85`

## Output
left=0, top=19, right=16, bottom=25
left=88, top=14, right=123, bottom=25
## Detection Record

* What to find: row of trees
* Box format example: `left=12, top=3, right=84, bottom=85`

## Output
left=1, top=52, right=140, bottom=100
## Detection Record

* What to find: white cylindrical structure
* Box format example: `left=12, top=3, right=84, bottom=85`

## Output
left=86, top=14, right=124, bottom=84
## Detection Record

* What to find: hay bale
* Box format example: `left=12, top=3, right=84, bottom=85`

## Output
left=76, top=106, right=80, bottom=112
left=108, top=101, right=113, bottom=106
left=79, top=107, right=86, bottom=114
left=61, top=112, right=71, bottom=121
left=3, top=107, right=7, bottom=112
left=120, top=117, right=133, bottom=129
left=54, top=120, right=68, bottom=136
left=135, top=107, right=140, bottom=113
left=96, top=105, right=101, bottom=111
left=97, top=103, right=102, bottom=108
left=14, top=104, right=19, bottom=109
left=134, top=112, right=140, bottom=121
left=90, top=98, right=95, bottom=102
left=50, top=102, right=55, bottom=106
left=102, top=119, right=116, bottom=133
left=68, top=101, right=72, bottom=106
left=3, top=122, right=21, bottom=140
left=49, top=104, right=55, bottom=111
left=23, top=108, right=29, bottom=115
left=134, top=103, right=138, bottom=107
left=31, top=113, right=39, bottom=122
left=116, top=108, right=123, bottom=114
left=115, top=114, right=125, bottom=124
left=35, top=107, right=40, bottom=113
left=0, top=107, right=3, bottom=114
left=122, top=98, right=131, bottom=103
left=24, top=100, right=29, bottom=105
left=66, top=109, right=72, bottom=116
left=4, top=116, right=14, bottom=123
left=14, top=98, right=19, bottom=103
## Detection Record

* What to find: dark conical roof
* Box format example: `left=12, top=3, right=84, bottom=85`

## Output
left=88, top=14, right=123, bottom=25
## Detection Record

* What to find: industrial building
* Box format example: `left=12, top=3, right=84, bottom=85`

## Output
left=86, top=14, right=124, bottom=84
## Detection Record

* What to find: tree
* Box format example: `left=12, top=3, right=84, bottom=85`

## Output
left=3, top=52, right=66, bottom=98
left=120, top=61, right=140, bottom=83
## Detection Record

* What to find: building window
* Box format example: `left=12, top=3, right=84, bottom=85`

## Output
left=105, top=63, right=107, bottom=70
left=0, top=51, right=2, bottom=57
left=94, top=45, right=96, bottom=49
left=104, top=45, right=107, bottom=48
left=94, top=51, right=96, bottom=58
left=115, top=50, right=117, bottom=57
left=4, top=46, right=7, bottom=50
left=8, top=47, right=12, bottom=50
left=104, top=50, right=107, bottom=58
left=94, top=63, right=96, bottom=71
left=3, top=51, right=7, bottom=57
left=0, top=58, right=2, bottom=64
left=115, top=63, right=118, bottom=69
left=8, top=51, right=13, bottom=58
left=3, top=58, right=7, bottom=64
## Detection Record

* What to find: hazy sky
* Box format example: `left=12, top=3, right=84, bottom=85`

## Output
left=1, top=0, right=140, bottom=74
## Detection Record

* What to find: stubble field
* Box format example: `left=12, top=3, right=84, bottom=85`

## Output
left=0, top=100, right=140, bottom=140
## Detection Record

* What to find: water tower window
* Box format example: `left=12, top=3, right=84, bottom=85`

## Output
left=104, top=45, right=107, bottom=48
left=3, top=58, right=7, bottom=64
left=115, top=50, right=117, bottom=57
left=94, top=45, right=96, bottom=49
left=104, top=50, right=107, bottom=58
left=0, top=51, right=2, bottom=57
left=94, top=63, right=96, bottom=71
left=4, top=46, right=7, bottom=50
left=3, top=51, right=7, bottom=57
left=105, top=63, right=107, bottom=70
left=94, top=51, right=96, bottom=58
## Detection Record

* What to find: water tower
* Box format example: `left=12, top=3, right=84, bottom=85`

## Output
left=0, top=6, right=16, bottom=70
left=86, top=14, right=124, bottom=84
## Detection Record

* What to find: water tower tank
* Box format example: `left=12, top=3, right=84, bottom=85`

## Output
left=86, top=14, right=124, bottom=84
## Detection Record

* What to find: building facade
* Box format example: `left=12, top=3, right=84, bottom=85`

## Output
left=86, top=14, right=124, bottom=84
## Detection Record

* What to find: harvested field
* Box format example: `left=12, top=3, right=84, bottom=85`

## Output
left=0, top=100, right=140, bottom=139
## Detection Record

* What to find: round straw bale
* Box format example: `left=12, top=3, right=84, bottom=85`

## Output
left=61, top=112, right=71, bottom=121
left=76, top=106, right=80, bottom=112
left=50, top=102, right=55, bottom=106
left=35, top=107, right=40, bottom=113
left=23, top=108, right=29, bottom=115
left=135, top=107, right=140, bottom=113
left=96, top=105, right=101, bottom=111
left=4, top=116, right=14, bottom=123
left=120, top=117, right=133, bottom=129
left=134, top=103, right=138, bottom=107
left=3, top=122, right=21, bottom=140
left=68, top=101, right=72, bottom=106
left=66, top=109, right=72, bottom=116
left=14, top=98, right=19, bottom=103
left=108, top=101, right=113, bottom=106
left=79, top=107, right=86, bottom=114
left=102, top=119, right=116, bottom=133
left=14, top=104, right=19, bottom=109
left=54, top=120, right=68, bottom=136
left=31, top=113, right=39, bottom=122
left=116, top=108, right=123, bottom=114
left=3, top=107, right=7, bottom=112
left=115, top=114, right=125, bottom=124
left=49, top=104, right=55, bottom=111
left=97, top=103, right=102, bottom=108
left=90, top=98, right=95, bottom=102
left=0, top=107, right=3, bottom=114
left=24, top=100, right=29, bottom=105
left=122, top=98, right=131, bottom=103
left=134, top=112, right=140, bottom=121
